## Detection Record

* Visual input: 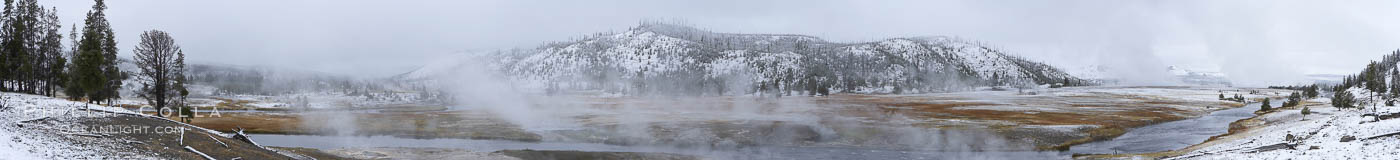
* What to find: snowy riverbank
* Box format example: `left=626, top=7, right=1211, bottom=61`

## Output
left=0, top=92, right=302, bottom=159
left=1088, top=95, right=1400, bottom=159
left=1166, top=100, right=1400, bottom=159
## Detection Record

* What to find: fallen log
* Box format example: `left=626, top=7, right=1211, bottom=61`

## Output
left=1249, top=143, right=1294, bottom=153
left=18, top=116, right=49, bottom=123
left=179, top=129, right=185, bottom=146
left=1380, top=112, right=1400, bottom=120
left=1362, top=131, right=1400, bottom=141
left=231, top=126, right=263, bottom=148
left=183, top=146, right=216, bottom=160
left=121, top=139, right=145, bottom=145
left=208, top=134, right=228, bottom=148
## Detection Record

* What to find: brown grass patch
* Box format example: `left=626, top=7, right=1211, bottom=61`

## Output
left=837, top=94, right=1203, bottom=151
left=183, top=113, right=306, bottom=134
left=210, top=98, right=259, bottom=110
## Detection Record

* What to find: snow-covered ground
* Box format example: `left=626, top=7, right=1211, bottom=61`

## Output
left=0, top=92, right=295, bottom=159
left=0, top=92, right=147, bottom=159
left=1165, top=97, right=1400, bottom=159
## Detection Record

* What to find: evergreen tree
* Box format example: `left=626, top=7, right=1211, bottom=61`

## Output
left=0, top=0, right=36, bottom=93
left=991, top=72, right=1001, bottom=86
left=1391, top=68, right=1400, bottom=97
left=0, top=0, right=8, bottom=92
left=0, top=0, right=63, bottom=96
left=1304, top=84, right=1319, bottom=98
left=67, top=0, right=120, bottom=104
left=0, top=0, right=15, bottom=92
left=1362, top=62, right=1386, bottom=111
left=1333, top=90, right=1355, bottom=109
left=1287, top=92, right=1301, bottom=107
left=1260, top=98, right=1272, bottom=111
left=38, top=6, right=61, bottom=97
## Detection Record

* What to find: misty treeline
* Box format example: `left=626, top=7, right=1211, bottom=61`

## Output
left=187, top=65, right=356, bottom=95
left=189, top=64, right=440, bottom=102
left=1266, top=85, right=1319, bottom=99
left=475, top=22, right=1091, bottom=97
left=1326, top=50, right=1400, bottom=110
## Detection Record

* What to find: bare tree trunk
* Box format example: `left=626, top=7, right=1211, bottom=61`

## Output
left=134, top=30, right=186, bottom=118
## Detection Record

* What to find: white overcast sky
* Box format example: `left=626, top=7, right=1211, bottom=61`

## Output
left=40, top=0, right=1400, bottom=86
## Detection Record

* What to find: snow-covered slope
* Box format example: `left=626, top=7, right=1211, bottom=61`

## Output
left=400, top=23, right=1087, bottom=95
left=1172, top=51, right=1400, bottom=159
left=0, top=92, right=143, bottom=159
left=1171, top=98, right=1400, bottom=159
left=0, top=92, right=303, bottom=159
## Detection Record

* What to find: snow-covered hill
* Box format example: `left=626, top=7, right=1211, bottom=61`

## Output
left=401, top=23, right=1088, bottom=95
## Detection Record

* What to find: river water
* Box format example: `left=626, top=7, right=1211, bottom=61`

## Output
left=1064, top=100, right=1273, bottom=154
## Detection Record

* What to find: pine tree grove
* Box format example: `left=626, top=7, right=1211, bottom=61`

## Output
left=0, top=0, right=66, bottom=97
